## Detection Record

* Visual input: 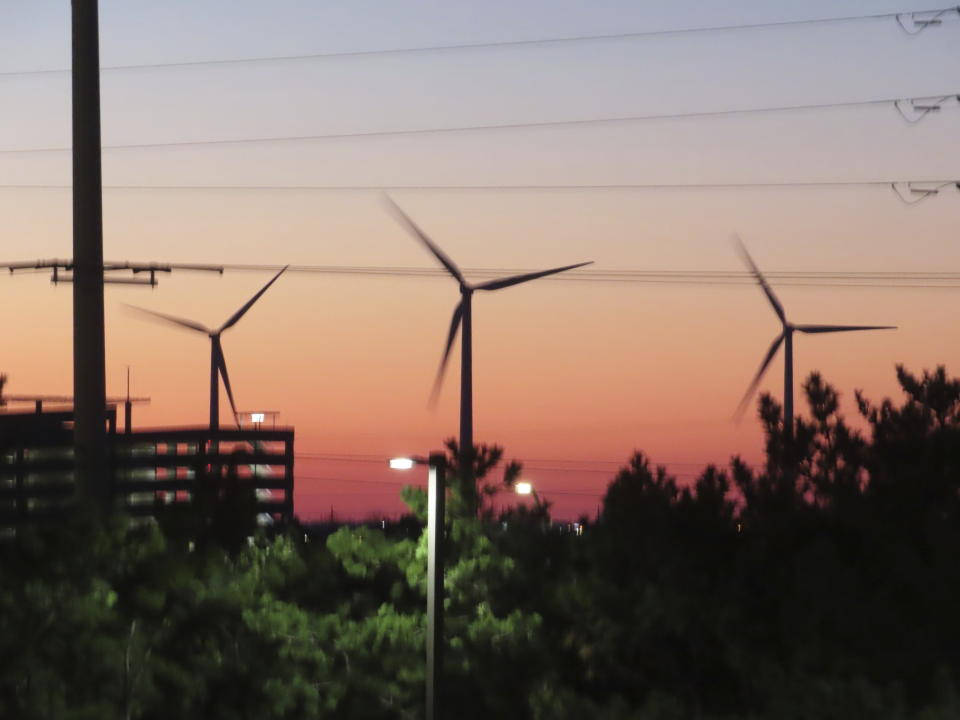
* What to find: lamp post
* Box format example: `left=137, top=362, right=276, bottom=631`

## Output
left=389, top=452, right=447, bottom=720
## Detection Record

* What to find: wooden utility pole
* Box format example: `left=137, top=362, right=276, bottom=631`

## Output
left=72, top=0, right=109, bottom=512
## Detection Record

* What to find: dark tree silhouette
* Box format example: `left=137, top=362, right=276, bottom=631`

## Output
left=3, top=367, right=960, bottom=718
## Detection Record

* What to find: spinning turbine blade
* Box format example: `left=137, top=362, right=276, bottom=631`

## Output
left=125, top=304, right=210, bottom=334
left=215, top=342, right=240, bottom=427
left=385, top=196, right=466, bottom=284
left=735, top=235, right=786, bottom=324
left=219, top=265, right=289, bottom=332
left=795, top=324, right=897, bottom=334
left=430, top=301, right=463, bottom=406
left=475, top=261, right=594, bottom=291
left=735, top=332, right=785, bottom=420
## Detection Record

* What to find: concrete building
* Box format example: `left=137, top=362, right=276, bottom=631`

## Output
left=0, top=406, right=294, bottom=528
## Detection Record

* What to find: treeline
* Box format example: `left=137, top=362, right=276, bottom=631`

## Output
left=1, top=365, right=959, bottom=718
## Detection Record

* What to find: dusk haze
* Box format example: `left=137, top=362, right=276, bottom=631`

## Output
left=0, top=2, right=958, bottom=718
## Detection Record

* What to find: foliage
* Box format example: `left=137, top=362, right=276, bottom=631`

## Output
left=2, top=365, right=960, bottom=717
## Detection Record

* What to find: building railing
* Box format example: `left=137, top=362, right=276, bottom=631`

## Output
left=0, top=423, right=295, bottom=525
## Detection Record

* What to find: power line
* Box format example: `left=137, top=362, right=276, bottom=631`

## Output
left=296, top=473, right=611, bottom=497
left=294, top=453, right=739, bottom=482
left=287, top=455, right=754, bottom=498
left=543, top=489, right=607, bottom=497
left=891, top=180, right=959, bottom=205
left=2, top=5, right=956, bottom=77
left=296, top=451, right=708, bottom=467
left=295, top=474, right=611, bottom=496
left=0, top=180, right=955, bottom=193
left=294, top=452, right=713, bottom=479
left=3, top=94, right=956, bottom=154
left=297, top=474, right=416, bottom=489
left=213, top=266, right=960, bottom=280
left=295, top=478, right=609, bottom=498
left=295, top=475, right=701, bottom=499
left=225, top=265, right=960, bottom=288
left=9, top=261, right=960, bottom=289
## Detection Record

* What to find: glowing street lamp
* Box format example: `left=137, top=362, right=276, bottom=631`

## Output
left=389, top=452, right=447, bottom=720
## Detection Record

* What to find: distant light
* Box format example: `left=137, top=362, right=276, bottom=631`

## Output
left=250, top=412, right=265, bottom=423
left=389, top=457, right=415, bottom=470
left=515, top=481, right=532, bottom=495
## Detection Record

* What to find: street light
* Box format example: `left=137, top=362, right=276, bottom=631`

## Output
left=389, top=452, right=447, bottom=720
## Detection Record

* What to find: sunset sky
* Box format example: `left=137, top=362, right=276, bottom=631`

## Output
left=0, top=1, right=957, bottom=519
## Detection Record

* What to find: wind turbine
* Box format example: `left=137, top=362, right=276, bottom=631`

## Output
left=734, top=237, right=895, bottom=437
left=128, top=266, right=288, bottom=431
left=386, top=198, right=591, bottom=473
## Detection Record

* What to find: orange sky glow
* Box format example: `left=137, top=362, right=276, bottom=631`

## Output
left=1, top=1, right=957, bottom=519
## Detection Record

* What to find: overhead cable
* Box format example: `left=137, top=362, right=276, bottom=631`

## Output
left=1, top=5, right=956, bottom=77
left=8, top=260, right=960, bottom=289
left=0, top=179, right=956, bottom=193
left=296, top=474, right=611, bottom=497
left=895, top=4, right=960, bottom=32
left=893, top=94, right=959, bottom=123
left=2, top=94, right=956, bottom=154
left=296, top=451, right=708, bottom=467
left=211, top=266, right=960, bottom=288
left=890, top=180, right=959, bottom=204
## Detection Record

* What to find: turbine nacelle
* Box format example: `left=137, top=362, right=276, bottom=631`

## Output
left=385, top=195, right=592, bottom=409
left=127, top=265, right=288, bottom=428
left=733, top=235, right=895, bottom=425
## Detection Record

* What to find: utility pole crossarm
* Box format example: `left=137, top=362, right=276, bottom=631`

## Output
left=3, top=258, right=224, bottom=287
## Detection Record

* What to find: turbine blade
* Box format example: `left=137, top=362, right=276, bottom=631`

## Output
left=429, top=301, right=463, bottom=407
left=215, top=342, right=240, bottom=427
left=734, top=235, right=786, bottom=324
left=125, top=304, right=210, bottom=334
left=219, top=265, right=289, bottom=332
left=795, top=324, right=897, bottom=334
left=384, top=195, right=465, bottom=284
left=475, top=261, right=594, bottom=292
left=734, top=333, right=785, bottom=420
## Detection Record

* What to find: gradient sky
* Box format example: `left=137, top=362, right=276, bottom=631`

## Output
left=1, top=1, right=958, bottom=519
